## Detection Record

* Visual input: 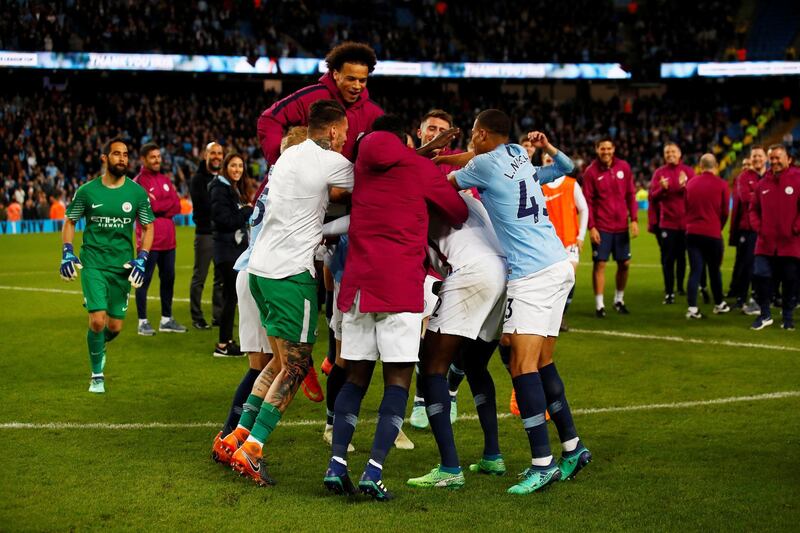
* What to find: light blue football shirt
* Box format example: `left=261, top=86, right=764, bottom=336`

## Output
left=453, top=143, right=574, bottom=279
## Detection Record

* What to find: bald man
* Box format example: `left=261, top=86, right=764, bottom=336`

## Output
left=684, top=154, right=730, bottom=319
left=189, top=141, right=226, bottom=330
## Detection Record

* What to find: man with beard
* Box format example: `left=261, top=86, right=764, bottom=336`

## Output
left=189, top=142, right=225, bottom=331
left=59, top=138, right=155, bottom=393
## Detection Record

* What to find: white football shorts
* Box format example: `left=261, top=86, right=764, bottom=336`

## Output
left=565, top=243, right=580, bottom=265
left=341, top=290, right=423, bottom=363
left=426, top=256, right=506, bottom=342
left=503, top=260, right=575, bottom=337
left=237, top=269, right=272, bottom=353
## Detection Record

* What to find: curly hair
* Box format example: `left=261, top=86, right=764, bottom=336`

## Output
left=325, top=41, right=377, bottom=73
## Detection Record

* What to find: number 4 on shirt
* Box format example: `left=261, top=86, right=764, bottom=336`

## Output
left=517, top=181, right=547, bottom=222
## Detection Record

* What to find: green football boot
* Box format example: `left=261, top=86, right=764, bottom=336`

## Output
left=468, top=455, right=506, bottom=475
left=558, top=442, right=592, bottom=481
left=88, top=377, right=105, bottom=394
left=507, top=463, right=561, bottom=495
left=407, top=465, right=465, bottom=489
left=409, top=402, right=429, bottom=429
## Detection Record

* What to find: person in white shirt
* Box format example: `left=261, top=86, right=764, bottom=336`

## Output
left=227, top=100, right=355, bottom=487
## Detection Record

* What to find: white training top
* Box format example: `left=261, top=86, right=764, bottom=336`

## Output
left=247, top=139, right=354, bottom=279
left=428, top=193, right=506, bottom=275
left=544, top=176, right=590, bottom=241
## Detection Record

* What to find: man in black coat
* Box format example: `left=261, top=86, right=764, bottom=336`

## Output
left=189, top=142, right=225, bottom=329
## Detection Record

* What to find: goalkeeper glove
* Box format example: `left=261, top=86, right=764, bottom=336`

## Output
left=124, top=250, right=149, bottom=288
left=59, top=243, right=82, bottom=281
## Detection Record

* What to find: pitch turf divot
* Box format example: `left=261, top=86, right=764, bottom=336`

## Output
left=569, top=328, right=800, bottom=353
left=1, top=390, right=798, bottom=430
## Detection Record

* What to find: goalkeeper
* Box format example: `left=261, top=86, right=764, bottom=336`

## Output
left=60, top=138, right=155, bottom=393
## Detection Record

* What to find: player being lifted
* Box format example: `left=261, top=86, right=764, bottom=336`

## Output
left=448, top=111, right=592, bottom=494
left=60, top=138, right=155, bottom=393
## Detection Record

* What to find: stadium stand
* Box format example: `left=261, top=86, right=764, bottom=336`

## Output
left=0, top=0, right=744, bottom=65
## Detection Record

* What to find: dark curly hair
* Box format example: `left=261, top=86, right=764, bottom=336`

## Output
left=325, top=42, right=377, bottom=73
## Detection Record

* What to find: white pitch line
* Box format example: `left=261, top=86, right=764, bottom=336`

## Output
left=569, top=328, right=800, bottom=353
left=0, top=285, right=209, bottom=305
left=1, top=390, right=797, bottom=431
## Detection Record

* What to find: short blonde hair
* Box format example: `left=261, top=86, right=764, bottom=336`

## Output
left=280, top=126, right=308, bottom=153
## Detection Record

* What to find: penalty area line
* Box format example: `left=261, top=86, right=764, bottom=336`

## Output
left=1, top=390, right=798, bottom=431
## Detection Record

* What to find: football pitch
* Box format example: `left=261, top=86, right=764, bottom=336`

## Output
left=1, top=219, right=798, bottom=531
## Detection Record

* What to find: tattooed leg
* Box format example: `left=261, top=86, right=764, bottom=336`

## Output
left=264, top=338, right=313, bottom=413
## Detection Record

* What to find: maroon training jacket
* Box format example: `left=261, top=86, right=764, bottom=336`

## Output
left=749, top=166, right=800, bottom=258
left=134, top=168, right=181, bottom=251
left=649, top=162, right=695, bottom=231
left=582, top=157, right=637, bottom=233
left=685, top=171, right=729, bottom=239
left=257, top=73, right=384, bottom=165
left=338, top=131, right=468, bottom=314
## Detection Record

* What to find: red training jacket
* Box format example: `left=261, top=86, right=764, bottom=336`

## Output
left=257, top=72, right=384, bottom=165
left=648, top=162, right=695, bottom=231
left=134, top=168, right=181, bottom=251
left=749, top=167, right=800, bottom=258
left=730, top=168, right=764, bottom=233
left=338, top=131, right=468, bottom=314
left=582, top=157, right=637, bottom=233
left=685, top=171, right=729, bottom=239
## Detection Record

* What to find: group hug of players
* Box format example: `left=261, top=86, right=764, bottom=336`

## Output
left=58, top=41, right=798, bottom=500
left=204, top=42, right=592, bottom=499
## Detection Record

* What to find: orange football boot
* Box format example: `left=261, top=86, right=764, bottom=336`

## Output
left=509, top=389, right=520, bottom=416
left=212, top=427, right=249, bottom=465
left=230, top=440, right=275, bottom=486
left=301, top=366, right=324, bottom=402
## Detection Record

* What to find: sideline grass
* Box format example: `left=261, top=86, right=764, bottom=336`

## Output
left=1, top=220, right=798, bottom=531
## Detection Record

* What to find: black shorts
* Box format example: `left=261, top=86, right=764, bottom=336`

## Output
left=592, top=231, right=631, bottom=263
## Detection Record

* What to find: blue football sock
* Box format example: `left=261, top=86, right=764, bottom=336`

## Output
left=512, top=372, right=552, bottom=460
left=326, top=363, right=347, bottom=426
left=447, top=362, right=465, bottom=393
left=332, top=381, right=366, bottom=459
left=539, top=363, right=578, bottom=444
left=564, top=285, right=575, bottom=314
left=368, top=384, right=409, bottom=472
left=414, top=369, right=426, bottom=404
left=464, top=338, right=500, bottom=457
left=424, top=374, right=460, bottom=469
left=222, top=367, right=260, bottom=434
left=498, top=344, right=511, bottom=373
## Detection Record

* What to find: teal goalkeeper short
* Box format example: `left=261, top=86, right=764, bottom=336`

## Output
left=81, top=267, right=132, bottom=319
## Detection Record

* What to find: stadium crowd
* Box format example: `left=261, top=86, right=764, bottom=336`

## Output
left=0, top=82, right=780, bottom=221
left=2, top=0, right=741, bottom=63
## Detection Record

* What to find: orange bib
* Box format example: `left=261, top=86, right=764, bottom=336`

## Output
left=543, top=177, right=578, bottom=247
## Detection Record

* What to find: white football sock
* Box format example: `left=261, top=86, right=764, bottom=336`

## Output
left=562, top=437, right=580, bottom=453
left=595, top=294, right=604, bottom=310
left=532, top=455, right=554, bottom=467
left=614, top=290, right=624, bottom=303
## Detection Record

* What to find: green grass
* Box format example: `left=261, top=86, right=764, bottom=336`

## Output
left=1, top=218, right=798, bottom=532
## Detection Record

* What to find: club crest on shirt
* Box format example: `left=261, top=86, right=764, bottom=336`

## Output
left=163, top=183, right=170, bottom=192
left=786, top=186, right=794, bottom=195
left=122, top=202, right=133, bottom=213
left=616, top=170, right=624, bottom=179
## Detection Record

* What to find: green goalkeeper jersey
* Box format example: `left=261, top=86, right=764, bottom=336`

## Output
left=66, top=177, right=155, bottom=273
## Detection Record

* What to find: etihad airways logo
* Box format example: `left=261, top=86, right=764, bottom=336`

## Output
left=90, top=215, right=133, bottom=228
